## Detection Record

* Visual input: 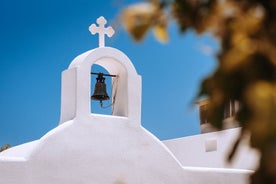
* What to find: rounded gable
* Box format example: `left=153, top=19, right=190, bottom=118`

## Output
left=60, top=47, right=142, bottom=124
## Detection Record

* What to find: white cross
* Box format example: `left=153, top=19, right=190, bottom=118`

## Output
left=89, top=16, right=115, bottom=47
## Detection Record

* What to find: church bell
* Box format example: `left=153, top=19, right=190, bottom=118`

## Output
left=91, top=73, right=110, bottom=102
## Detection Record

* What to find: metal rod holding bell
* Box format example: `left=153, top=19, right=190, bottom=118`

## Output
left=91, top=72, right=117, bottom=107
left=91, top=72, right=117, bottom=77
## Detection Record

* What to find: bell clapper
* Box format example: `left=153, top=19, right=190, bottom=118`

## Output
left=100, top=100, right=103, bottom=108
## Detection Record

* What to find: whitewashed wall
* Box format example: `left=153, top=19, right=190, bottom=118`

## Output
left=163, top=128, right=260, bottom=170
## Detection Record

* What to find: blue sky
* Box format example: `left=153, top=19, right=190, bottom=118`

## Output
left=0, top=0, right=218, bottom=146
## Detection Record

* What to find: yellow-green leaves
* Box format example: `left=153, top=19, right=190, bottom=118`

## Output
left=246, top=81, right=276, bottom=148
left=121, top=2, right=168, bottom=42
left=153, top=17, right=169, bottom=43
left=121, top=2, right=155, bottom=41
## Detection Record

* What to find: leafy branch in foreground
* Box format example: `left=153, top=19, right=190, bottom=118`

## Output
left=121, top=0, right=276, bottom=183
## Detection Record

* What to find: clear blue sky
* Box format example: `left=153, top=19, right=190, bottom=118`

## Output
left=0, top=0, right=218, bottom=146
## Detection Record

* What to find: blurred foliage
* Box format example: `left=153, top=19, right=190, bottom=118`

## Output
left=121, top=0, right=169, bottom=42
left=121, top=0, right=276, bottom=183
left=0, top=144, right=11, bottom=153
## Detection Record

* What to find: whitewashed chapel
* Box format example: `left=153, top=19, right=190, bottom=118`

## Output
left=0, top=17, right=259, bottom=184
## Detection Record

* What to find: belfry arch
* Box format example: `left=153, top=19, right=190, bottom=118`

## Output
left=59, top=47, right=142, bottom=125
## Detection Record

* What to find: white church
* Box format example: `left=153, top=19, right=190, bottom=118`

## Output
left=0, top=16, right=259, bottom=184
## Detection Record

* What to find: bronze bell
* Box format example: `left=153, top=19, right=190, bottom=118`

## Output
left=91, top=73, right=110, bottom=102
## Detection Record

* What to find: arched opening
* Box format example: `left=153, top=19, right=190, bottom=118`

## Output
left=90, top=56, right=129, bottom=118
left=90, top=64, right=115, bottom=115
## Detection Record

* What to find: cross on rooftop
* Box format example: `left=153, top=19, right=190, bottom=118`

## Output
left=89, top=16, right=115, bottom=47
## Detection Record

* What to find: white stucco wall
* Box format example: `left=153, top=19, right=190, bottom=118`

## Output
left=28, top=116, right=188, bottom=183
left=163, top=128, right=260, bottom=170
left=0, top=118, right=254, bottom=184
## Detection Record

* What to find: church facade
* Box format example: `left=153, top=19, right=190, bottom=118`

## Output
left=0, top=17, right=259, bottom=184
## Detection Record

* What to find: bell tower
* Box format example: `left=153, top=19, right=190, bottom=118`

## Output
left=59, top=16, right=142, bottom=125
